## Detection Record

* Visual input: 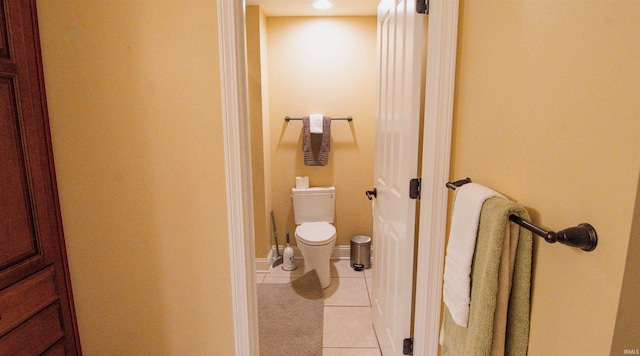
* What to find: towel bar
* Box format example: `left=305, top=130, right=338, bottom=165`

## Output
left=284, top=116, right=353, bottom=122
left=446, top=178, right=598, bottom=252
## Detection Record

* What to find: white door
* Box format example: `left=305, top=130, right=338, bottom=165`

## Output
left=371, top=0, right=424, bottom=354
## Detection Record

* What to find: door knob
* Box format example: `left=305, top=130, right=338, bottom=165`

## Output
left=365, top=188, right=377, bottom=200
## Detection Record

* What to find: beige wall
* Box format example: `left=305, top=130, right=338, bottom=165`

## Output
left=37, top=1, right=235, bottom=354
left=246, top=6, right=273, bottom=258
left=452, top=1, right=640, bottom=354
left=266, top=17, right=377, bottom=247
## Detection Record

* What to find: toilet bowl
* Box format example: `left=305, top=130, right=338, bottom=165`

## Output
left=295, top=221, right=336, bottom=289
left=291, top=186, right=337, bottom=289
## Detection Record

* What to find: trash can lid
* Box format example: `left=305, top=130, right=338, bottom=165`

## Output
left=351, top=235, right=371, bottom=244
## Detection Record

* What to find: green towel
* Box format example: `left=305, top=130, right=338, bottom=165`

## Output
left=442, top=197, right=532, bottom=356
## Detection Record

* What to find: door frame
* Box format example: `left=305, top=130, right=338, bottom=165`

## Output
left=217, top=0, right=459, bottom=354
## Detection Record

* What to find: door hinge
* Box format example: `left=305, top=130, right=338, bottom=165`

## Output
left=409, top=178, right=421, bottom=200
left=417, top=0, right=429, bottom=14
left=403, top=337, right=414, bottom=355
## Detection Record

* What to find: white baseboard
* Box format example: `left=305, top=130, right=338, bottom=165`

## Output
left=254, top=249, right=273, bottom=273
left=255, top=244, right=373, bottom=273
left=330, top=245, right=351, bottom=259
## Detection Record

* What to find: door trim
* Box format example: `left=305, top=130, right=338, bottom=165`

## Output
left=217, top=0, right=460, bottom=354
left=217, top=1, right=260, bottom=355
left=413, top=0, right=460, bottom=354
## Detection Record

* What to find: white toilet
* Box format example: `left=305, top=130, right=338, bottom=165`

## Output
left=291, top=186, right=337, bottom=289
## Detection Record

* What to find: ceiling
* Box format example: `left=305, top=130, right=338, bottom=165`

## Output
left=245, top=0, right=379, bottom=17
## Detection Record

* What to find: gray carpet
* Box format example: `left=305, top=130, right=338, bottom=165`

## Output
left=257, top=270, right=324, bottom=356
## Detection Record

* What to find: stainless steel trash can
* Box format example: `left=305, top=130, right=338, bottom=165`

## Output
left=350, top=235, right=371, bottom=271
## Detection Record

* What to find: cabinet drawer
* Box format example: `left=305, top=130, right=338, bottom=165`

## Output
left=0, top=266, right=59, bottom=336
left=0, top=303, right=65, bottom=355
left=43, top=339, right=67, bottom=356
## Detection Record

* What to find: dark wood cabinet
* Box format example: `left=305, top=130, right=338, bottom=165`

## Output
left=1, top=0, right=81, bottom=354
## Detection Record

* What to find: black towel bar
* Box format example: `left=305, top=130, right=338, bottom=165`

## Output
left=446, top=178, right=598, bottom=252
left=284, top=116, right=353, bottom=122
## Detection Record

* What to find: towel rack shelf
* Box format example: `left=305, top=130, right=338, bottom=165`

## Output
left=284, top=116, right=353, bottom=122
left=446, top=178, right=598, bottom=252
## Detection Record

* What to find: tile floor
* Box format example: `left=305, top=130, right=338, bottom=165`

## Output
left=256, top=259, right=381, bottom=355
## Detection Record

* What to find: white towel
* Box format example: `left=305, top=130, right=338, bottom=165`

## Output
left=309, top=114, right=324, bottom=134
left=443, top=183, right=505, bottom=327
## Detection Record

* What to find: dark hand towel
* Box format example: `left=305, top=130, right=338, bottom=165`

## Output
left=302, top=116, right=331, bottom=166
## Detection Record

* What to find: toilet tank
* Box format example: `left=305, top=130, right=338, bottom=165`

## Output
left=292, top=186, right=335, bottom=225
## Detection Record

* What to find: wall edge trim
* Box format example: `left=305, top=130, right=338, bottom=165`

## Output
left=218, top=1, right=260, bottom=355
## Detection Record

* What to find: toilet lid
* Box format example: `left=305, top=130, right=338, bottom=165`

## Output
left=295, top=222, right=336, bottom=246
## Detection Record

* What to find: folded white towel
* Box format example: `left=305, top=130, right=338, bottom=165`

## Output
left=309, top=114, right=324, bottom=134
left=443, top=183, right=505, bottom=327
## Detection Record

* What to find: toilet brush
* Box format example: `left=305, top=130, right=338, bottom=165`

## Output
left=282, top=232, right=296, bottom=271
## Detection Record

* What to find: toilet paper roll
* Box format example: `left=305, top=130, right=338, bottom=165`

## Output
left=296, top=176, right=309, bottom=189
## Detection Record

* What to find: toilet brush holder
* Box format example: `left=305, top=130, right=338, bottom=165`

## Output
left=282, top=232, right=297, bottom=271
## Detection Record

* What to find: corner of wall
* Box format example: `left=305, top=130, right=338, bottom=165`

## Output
left=611, top=170, right=640, bottom=353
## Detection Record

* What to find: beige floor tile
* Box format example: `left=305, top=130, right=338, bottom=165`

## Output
left=365, top=277, right=373, bottom=304
left=330, top=259, right=366, bottom=278
left=323, top=307, right=378, bottom=348
left=324, top=278, right=370, bottom=306
left=256, top=273, right=266, bottom=283
left=322, top=347, right=381, bottom=356
left=364, top=265, right=373, bottom=278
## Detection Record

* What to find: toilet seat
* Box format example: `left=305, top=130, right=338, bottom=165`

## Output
left=295, top=222, right=336, bottom=246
